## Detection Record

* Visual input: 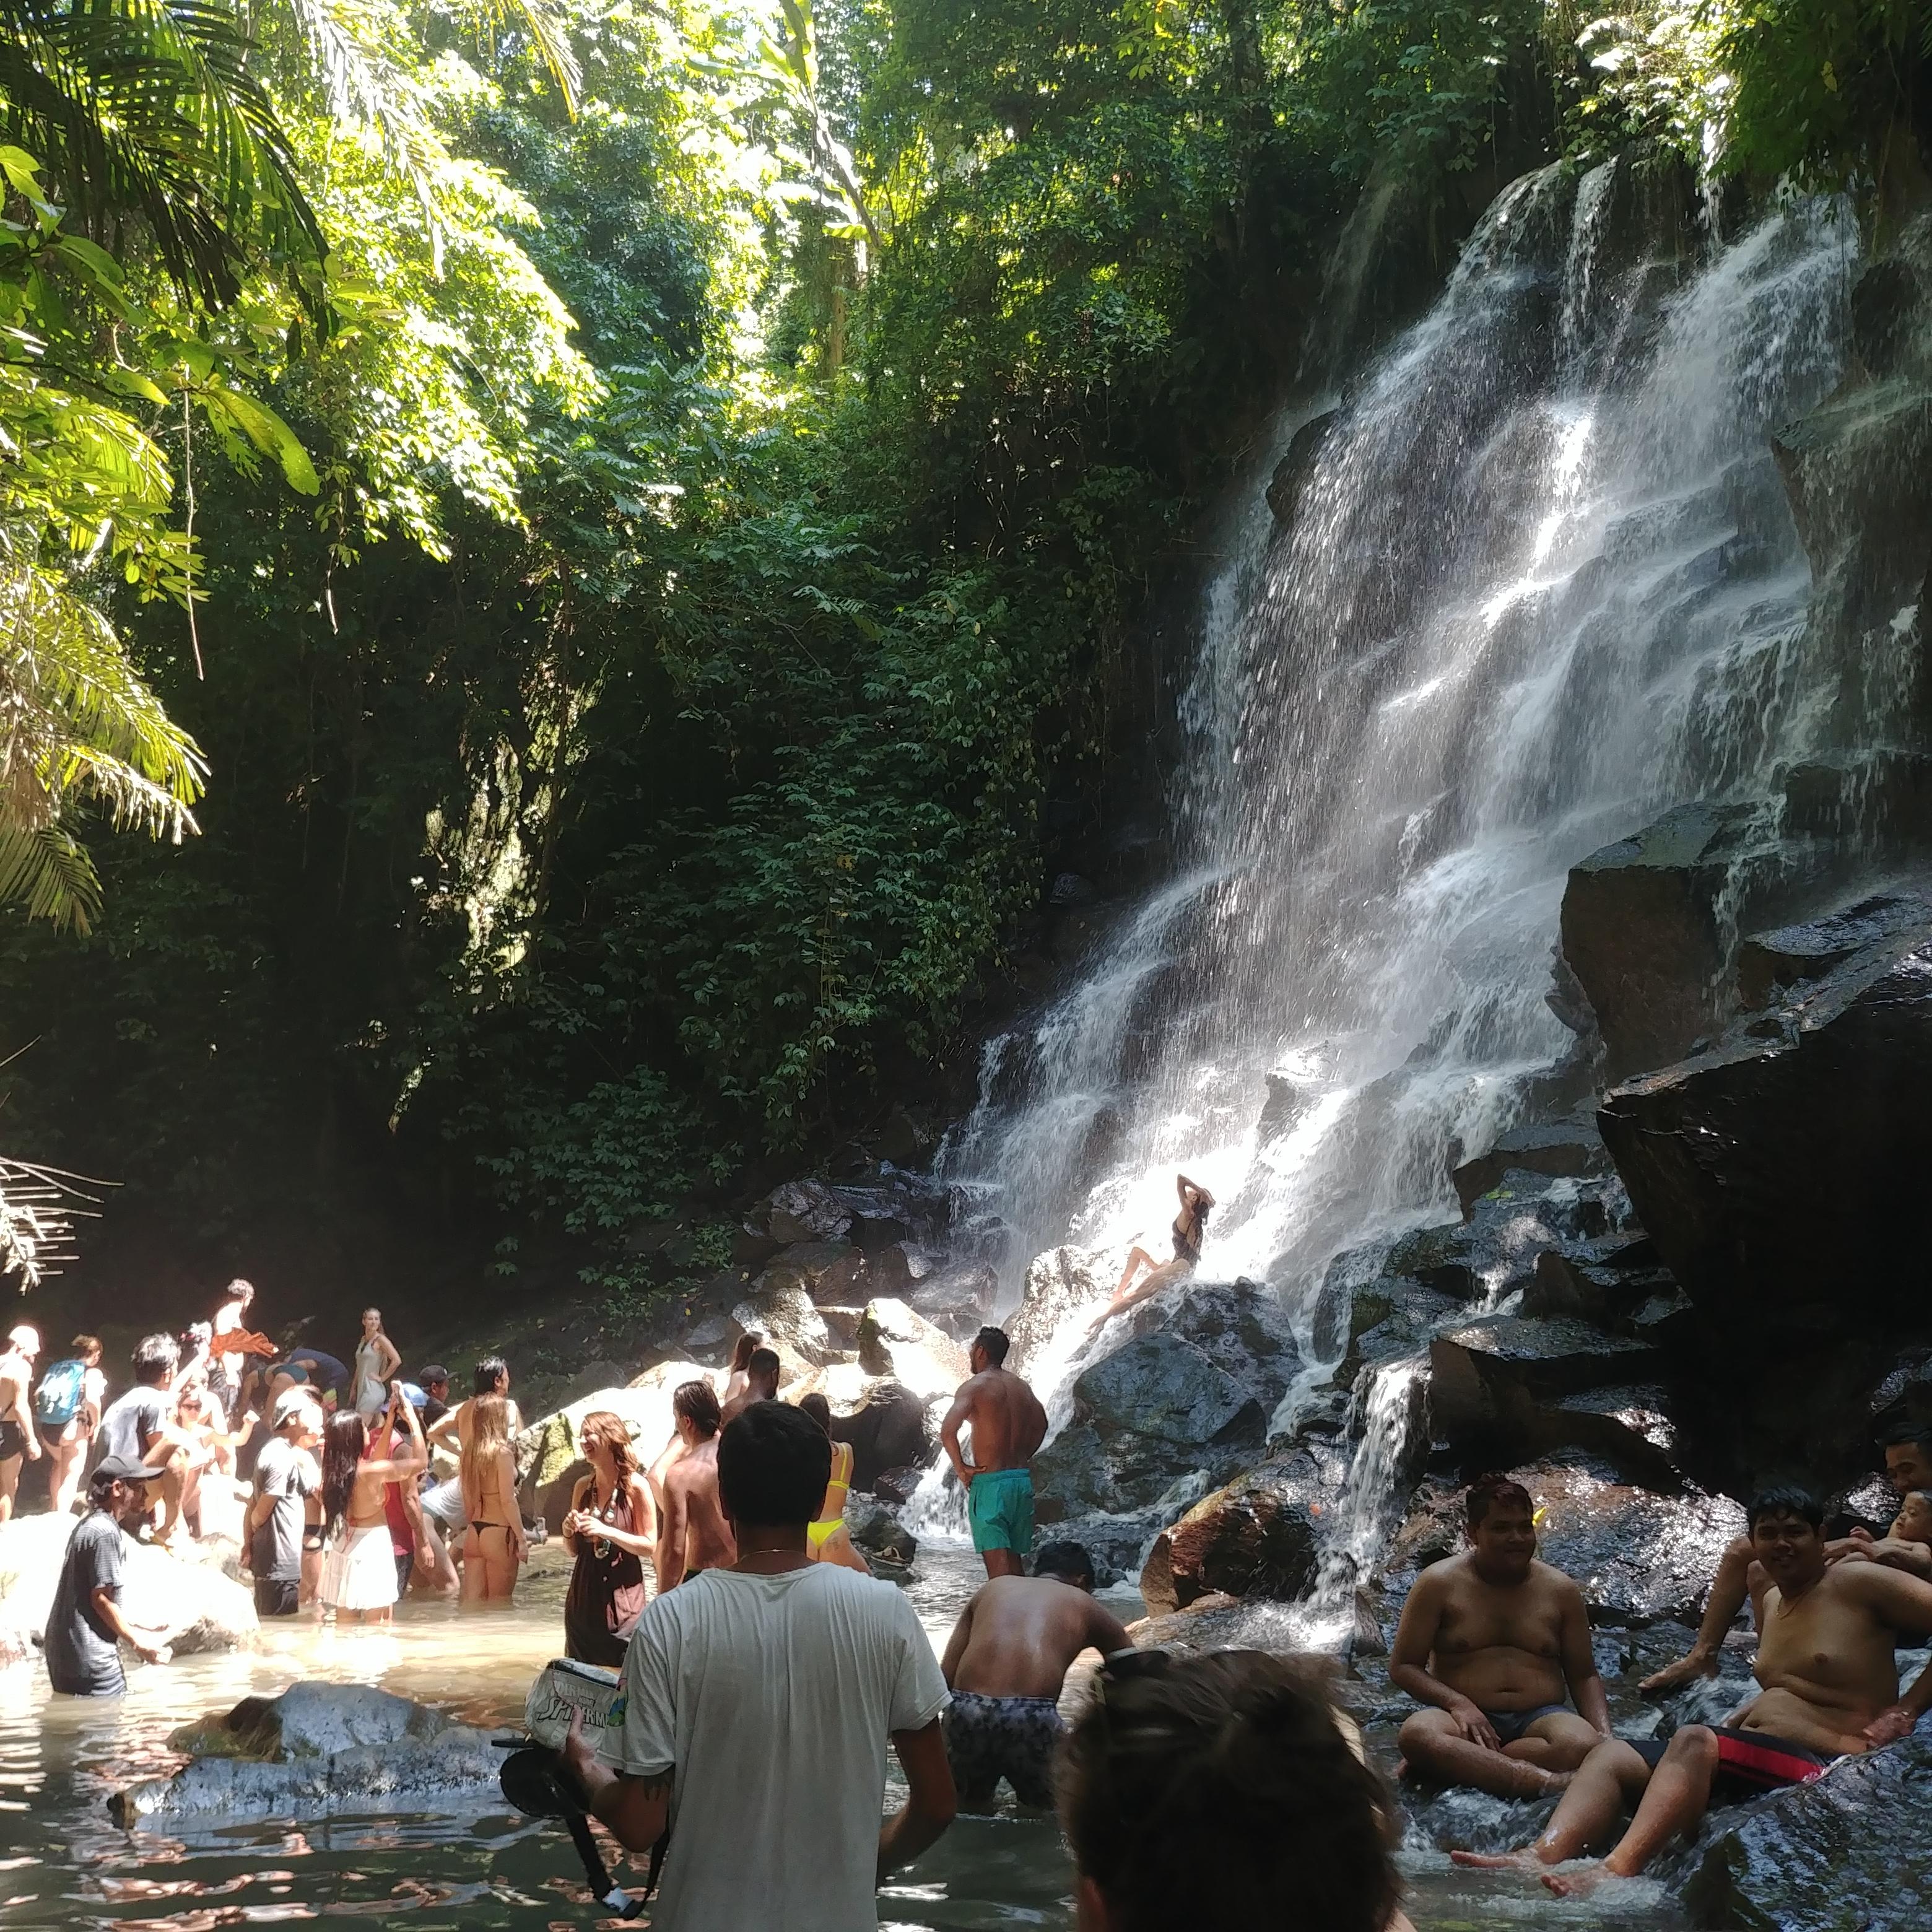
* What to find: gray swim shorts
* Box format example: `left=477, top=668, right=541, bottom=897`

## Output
left=942, top=1690, right=1066, bottom=1809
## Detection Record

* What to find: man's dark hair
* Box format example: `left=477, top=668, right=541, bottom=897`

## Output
left=673, top=1379, right=721, bottom=1438
left=1465, top=1473, right=1533, bottom=1529
left=472, top=1355, right=508, bottom=1396
left=1748, top=1485, right=1825, bottom=1531
left=747, top=1347, right=781, bottom=1385
left=718, top=1400, right=831, bottom=1528
left=1882, top=1424, right=1932, bottom=1460
left=1034, top=1541, right=1095, bottom=1587
left=973, top=1326, right=1011, bottom=1367
left=1061, top=1650, right=1396, bottom=1932
left=133, top=1333, right=178, bottom=1385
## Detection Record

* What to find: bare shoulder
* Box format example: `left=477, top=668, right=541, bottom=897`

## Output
left=1531, top=1558, right=1590, bottom=1606
left=1407, top=1556, right=1461, bottom=1603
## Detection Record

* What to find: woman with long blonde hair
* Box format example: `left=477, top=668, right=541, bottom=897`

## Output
left=562, top=1410, right=655, bottom=1663
left=460, top=1392, right=526, bottom=1604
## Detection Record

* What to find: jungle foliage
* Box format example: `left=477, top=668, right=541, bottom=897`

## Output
left=1, top=0, right=1925, bottom=1290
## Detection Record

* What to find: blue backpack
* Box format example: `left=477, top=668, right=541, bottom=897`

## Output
left=34, top=1358, right=85, bottom=1429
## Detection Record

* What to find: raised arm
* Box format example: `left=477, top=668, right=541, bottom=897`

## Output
left=1176, top=1173, right=1214, bottom=1209
left=1641, top=1534, right=1754, bottom=1693
left=1388, top=1569, right=1499, bottom=1751
left=1557, top=1578, right=1611, bottom=1734
left=939, top=1383, right=978, bottom=1489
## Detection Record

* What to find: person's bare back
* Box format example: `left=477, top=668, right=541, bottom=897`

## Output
left=661, top=1438, right=737, bottom=1585
left=947, top=1368, right=1046, bottom=1478
left=944, top=1573, right=1131, bottom=1700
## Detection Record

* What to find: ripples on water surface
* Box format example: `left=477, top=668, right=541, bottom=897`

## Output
left=1, top=1539, right=1677, bottom=1930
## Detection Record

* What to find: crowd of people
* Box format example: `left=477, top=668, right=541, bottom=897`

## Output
left=17, top=1247, right=1932, bottom=1928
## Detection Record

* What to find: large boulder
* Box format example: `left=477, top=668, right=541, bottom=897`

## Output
left=843, top=1493, right=917, bottom=1566
left=1599, top=896, right=1932, bottom=1487
left=759, top=1240, right=867, bottom=1307
left=828, top=1382, right=933, bottom=1494
left=1139, top=1451, right=1326, bottom=1617
left=905, top=1260, right=998, bottom=1340
left=1429, top=1316, right=1670, bottom=1483
left=1559, top=801, right=1763, bottom=1081
left=759, top=1178, right=855, bottom=1245
left=518, top=1360, right=707, bottom=1530
left=1675, top=1734, right=1932, bottom=1930
left=1123, top=1280, right=1303, bottom=1423
left=855, top=1299, right=967, bottom=1397
left=1007, top=1245, right=1112, bottom=1370
left=728, top=1280, right=840, bottom=1369
left=112, top=1682, right=500, bottom=1823
left=1035, top=1333, right=1267, bottom=1520
left=0, top=1515, right=257, bottom=1666
left=1450, top=1119, right=1608, bottom=1218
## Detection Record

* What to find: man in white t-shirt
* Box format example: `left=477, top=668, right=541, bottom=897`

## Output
left=564, top=1400, right=955, bottom=1929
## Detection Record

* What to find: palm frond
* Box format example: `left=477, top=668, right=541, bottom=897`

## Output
left=0, top=0, right=326, bottom=310
left=0, top=821, right=101, bottom=929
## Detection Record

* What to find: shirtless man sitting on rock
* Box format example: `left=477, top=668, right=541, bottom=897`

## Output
left=939, top=1541, right=1134, bottom=1810
left=1455, top=1485, right=1932, bottom=1898
left=1642, top=1423, right=1932, bottom=1721
left=1388, top=1473, right=1611, bottom=1799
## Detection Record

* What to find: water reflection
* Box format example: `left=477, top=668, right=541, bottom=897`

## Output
left=4, top=1536, right=1676, bottom=1930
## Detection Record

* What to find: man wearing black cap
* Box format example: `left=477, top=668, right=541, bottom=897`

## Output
left=45, top=1455, right=177, bottom=1695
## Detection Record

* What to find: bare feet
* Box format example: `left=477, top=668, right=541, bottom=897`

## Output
left=1449, top=1850, right=1544, bottom=1873
left=1542, top=1863, right=1612, bottom=1899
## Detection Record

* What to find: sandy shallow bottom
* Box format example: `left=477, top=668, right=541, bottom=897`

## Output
left=1, top=1537, right=1681, bottom=1930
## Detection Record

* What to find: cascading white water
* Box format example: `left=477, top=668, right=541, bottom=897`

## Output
left=944, top=165, right=1860, bottom=1365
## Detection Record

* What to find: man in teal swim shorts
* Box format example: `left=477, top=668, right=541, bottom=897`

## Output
left=941, top=1328, right=1049, bottom=1578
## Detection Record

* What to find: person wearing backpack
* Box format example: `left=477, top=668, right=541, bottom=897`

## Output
left=37, top=1337, right=105, bottom=1516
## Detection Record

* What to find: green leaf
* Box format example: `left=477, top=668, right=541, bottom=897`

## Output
left=203, top=385, right=321, bottom=495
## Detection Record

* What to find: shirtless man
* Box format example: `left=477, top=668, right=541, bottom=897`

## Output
left=939, top=1541, right=1133, bottom=1809
left=655, top=1380, right=738, bottom=1590
left=1456, top=1486, right=1932, bottom=1897
left=1642, top=1423, right=1932, bottom=1698
left=427, top=1355, right=523, bottom=1458
left=941, top=1327, right=1048, bottom=1580
left=1389, top=1473, right=1610, bottom=1799
left=720, top=1347, right=779, bottom=1428
left=1086, top=1174, right=1214, bottom=1336
left=0, top=1326, right=42, bottom=1521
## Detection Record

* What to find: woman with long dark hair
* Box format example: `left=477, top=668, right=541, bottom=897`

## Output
left=561, top=1410, right=655, bottom=1663
left=1086, top=1173, right=1216, bottom=1336
left=796, top=1392, right=869, bottom=1573
left=319, top=1386, right=425, bottom=1625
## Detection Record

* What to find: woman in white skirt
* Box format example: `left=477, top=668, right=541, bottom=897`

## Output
left=320, top=1385, right=425, bottom=1625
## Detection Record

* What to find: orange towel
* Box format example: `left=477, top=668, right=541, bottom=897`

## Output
left=209, top=1328, right=277, bottom=1359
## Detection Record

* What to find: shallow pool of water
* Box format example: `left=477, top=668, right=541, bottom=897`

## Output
left=2, top=1538, right=1679, bottom=1930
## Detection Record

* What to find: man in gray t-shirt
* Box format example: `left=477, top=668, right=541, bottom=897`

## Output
left=45, top=1455, right=174, bottom=1695
left=248, top=1391, right=322, bottom=1617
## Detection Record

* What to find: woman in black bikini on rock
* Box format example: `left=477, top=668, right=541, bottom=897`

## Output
left=1086, top=1173, right=1215, bottom=1336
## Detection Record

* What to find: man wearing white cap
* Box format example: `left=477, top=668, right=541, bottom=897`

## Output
left=0, top=1325, right=41, bottom=1521
left=246, top=1388, right=323, bottom=1618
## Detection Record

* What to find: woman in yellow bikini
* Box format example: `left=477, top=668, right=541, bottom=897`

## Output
left=797, top=1392, right=869, bottom=1572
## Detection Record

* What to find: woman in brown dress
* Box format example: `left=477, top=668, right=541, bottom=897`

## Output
left=562, top=1409, right=655, bottom=1664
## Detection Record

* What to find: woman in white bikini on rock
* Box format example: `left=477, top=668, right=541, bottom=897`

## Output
left=1086, top=1173, right=1216, bottom=1336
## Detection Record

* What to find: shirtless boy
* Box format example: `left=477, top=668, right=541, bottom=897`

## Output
left=1388, top=1474, right=1610, bottom=1798
left=939, top=1541, right=1134, bottom=1809
left=1642, top=1423, right=1932, bottom=1697
left=941, top=1328, right=1048, bottom=1580
left=656, top=1380, right=738, bottom=1591
left=1456, top=1486, right=1932, bottom=1897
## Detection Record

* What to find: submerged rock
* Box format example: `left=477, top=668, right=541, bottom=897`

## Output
left=843, top=1493, right=917, bottom=1566
left=112, top=1682, right=501, bottom=1824
left=1676, top=1734, right=1932, bottom=1930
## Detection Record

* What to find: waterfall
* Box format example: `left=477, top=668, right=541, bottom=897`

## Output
left=942, top=170, right=1856, bottom=1379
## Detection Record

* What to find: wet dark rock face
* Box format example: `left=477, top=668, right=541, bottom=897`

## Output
left=1674, top=1735, right=1932, bottom=1931
left=1139, top=1451, right=1328, bottom=1616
